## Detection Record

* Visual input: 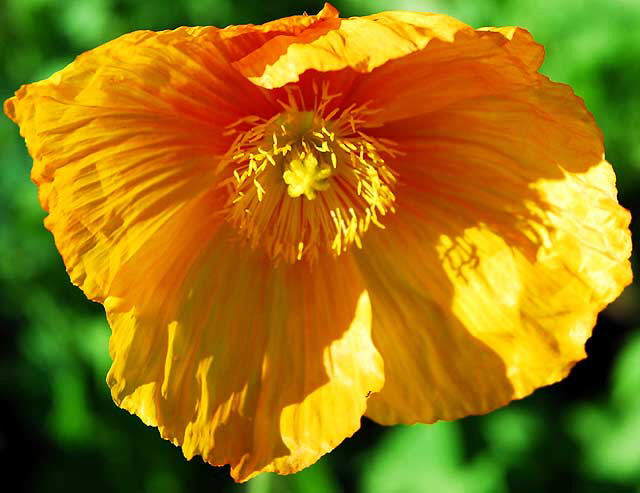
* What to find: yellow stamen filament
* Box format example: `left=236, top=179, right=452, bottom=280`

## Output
left=221, top=83, right=398, bottom=264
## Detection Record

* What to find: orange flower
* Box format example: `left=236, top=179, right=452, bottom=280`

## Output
left=5, top=3, right=632, bottom=482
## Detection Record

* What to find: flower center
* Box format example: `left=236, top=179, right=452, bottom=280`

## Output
left=283, top=151, right=332, bottom=200
left=222, top=97, right=397, bottom=264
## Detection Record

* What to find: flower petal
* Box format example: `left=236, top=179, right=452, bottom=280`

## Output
left=4, top=27, right=273, bottom=300
left=346, top=26, right=545, bottom=126
left=361, top=159, right=630, bottom=424
left=107, top=231, right=384, bottom=481
left=357, top=222, right=516, bottom=424
left=219, top=3, right=341, bottom=79
left=243, top=9, right=472, bottom=89
left=354, top=38, right=631, bottom=423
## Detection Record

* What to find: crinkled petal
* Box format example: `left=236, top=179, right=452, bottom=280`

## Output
left=5, top=20, right=385, bottom=480
left=242, top=9, right=472, bottom=89
left=4, top=27, right=273, bottom=300
left=357, top=228, right=515, bottom=423
left=354, top=32, right=631, bottom=424
left=107, top=229, right=384, bottom=481
left=476, top=26, right=545, bottom=71
left=346, top=26, right=546, bottom=125
left=5, top=1, right=630, bottom=476
left=361, top=162, right=630, bottom=424
left=215, top=3, right=341, bottom=80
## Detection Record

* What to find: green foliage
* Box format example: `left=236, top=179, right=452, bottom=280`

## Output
left=1, top=1, right=639, bottom=492
left=570, top=331, right=640, bottom=484
left=248, top=457, right=340, bottom=493
left=362, top=422, right=505, bottom=493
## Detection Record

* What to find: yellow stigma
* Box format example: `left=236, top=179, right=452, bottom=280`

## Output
left=283, top=151, right=332, bottom=200
left=222, top=84, right=398, bottom=264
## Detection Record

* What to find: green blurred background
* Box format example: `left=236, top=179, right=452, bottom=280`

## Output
left=1, top=0, right=639, bottom=491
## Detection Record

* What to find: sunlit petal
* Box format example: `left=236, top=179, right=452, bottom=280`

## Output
left=107, top=227, right=383, bottom=481
left=357, top=48, right=631, bottom=422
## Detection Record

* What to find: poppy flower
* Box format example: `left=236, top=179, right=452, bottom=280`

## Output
left=5, top=3, right=631, bottom=482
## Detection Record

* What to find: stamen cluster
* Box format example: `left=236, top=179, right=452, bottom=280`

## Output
left=221, top=86, right=398, bottom=264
